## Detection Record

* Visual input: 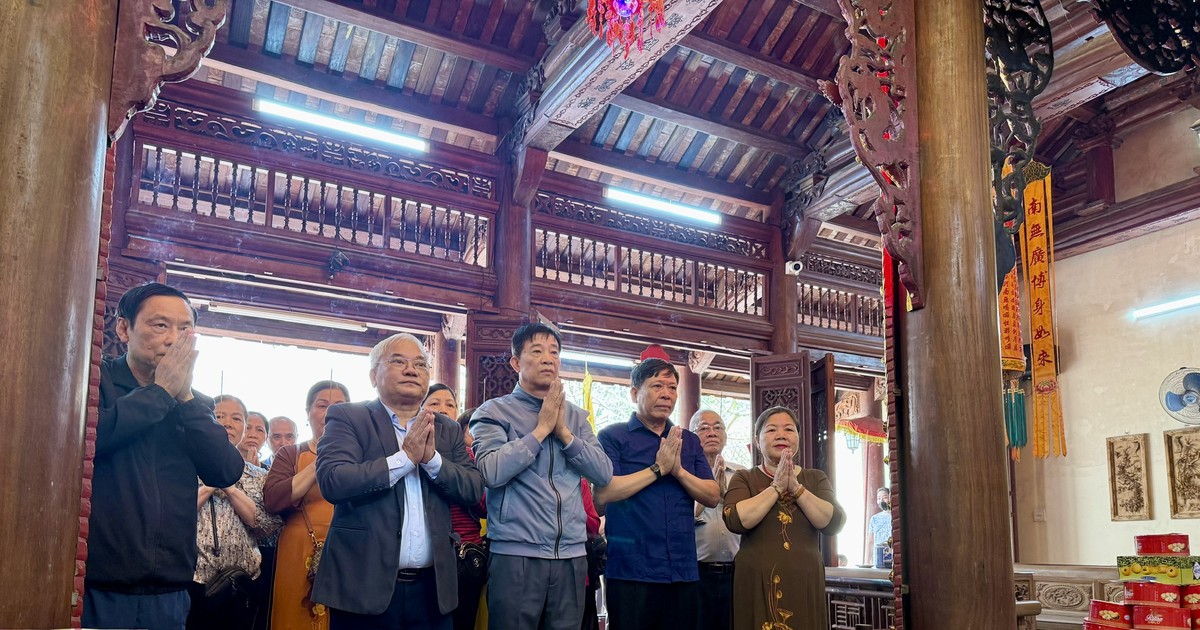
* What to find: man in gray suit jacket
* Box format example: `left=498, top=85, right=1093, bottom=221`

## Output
left=315, top=333, right=485, bottom=630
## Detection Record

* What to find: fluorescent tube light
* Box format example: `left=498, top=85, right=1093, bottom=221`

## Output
left=254, top=99, right=428, bottom=153
left=561, top=350, right=635, bottom=368
left=604, top=187, right=723, bottom=225
left=1133, top=294, right=1200, bottom=320
left=206, top=303, right=368, bottom=332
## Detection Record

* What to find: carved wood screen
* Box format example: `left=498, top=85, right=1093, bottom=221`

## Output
left=464, top=313, right=525, bottom=409
left=811, top=352, right=838, bottom=566
left=751, top=351, right=812, bottom=463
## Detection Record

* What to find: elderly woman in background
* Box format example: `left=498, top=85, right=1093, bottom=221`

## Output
left=264, top=380, right=349, bottom=630
left=239, top=411, right=268, bottom=467
left=422, top=383, right=487, bottom=630
left=188, top=395, right=282, bottom=630
left=723, top=406, right=845, bottom=630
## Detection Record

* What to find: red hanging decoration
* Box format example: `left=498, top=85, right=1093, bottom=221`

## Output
left=587, top=0, right=666, bottom=57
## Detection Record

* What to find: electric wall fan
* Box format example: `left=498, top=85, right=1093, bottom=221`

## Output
left=1158, top=367, right=1200, bottom=426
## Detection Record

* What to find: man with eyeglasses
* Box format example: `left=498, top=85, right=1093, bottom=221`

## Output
left=688, top=409, right=744, bottom=630
left=469, top=322, right=613, bottom=630
left=313, top=333, right=484, bottom=630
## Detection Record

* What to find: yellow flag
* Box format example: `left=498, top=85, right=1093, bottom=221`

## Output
left=582, top=367, right=596, bottom=429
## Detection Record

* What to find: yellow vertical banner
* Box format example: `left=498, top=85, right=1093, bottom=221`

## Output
left=582, top=367, right=596, bottom=429
left=1019, top=164, right=1065, bottom=458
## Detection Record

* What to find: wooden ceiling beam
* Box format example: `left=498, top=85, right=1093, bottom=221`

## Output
left=790, top=0, right=844, bottom=19
left=678, top=31, right=826, bottom=94
left=610, top=92, right=809, bottom=160
left=274, top=0, right=534, bottom=74
left=550, top=141, right=773, bottom=211
left=515, top=0, right=726, bottom=153
left=205, top=43, right=499, bottom=140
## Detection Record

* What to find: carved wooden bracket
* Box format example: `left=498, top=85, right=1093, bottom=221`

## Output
left=108, top=0, right=229, bottom=143
left=442, top=314, right=467, bottom=341
left=984, top=0, right=1054, bottom=236
left=1092, top=0, right=1200, bottom=76
left=823, top=0, right=925, bottom=308
left=687, top=351, right=715, bottom=374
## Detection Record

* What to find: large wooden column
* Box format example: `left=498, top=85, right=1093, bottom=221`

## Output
left=903, top=0, right=1015, bottom=627
left=494, top=147, right=546, bottom=317
left=0, top=1, right=117, bottom=625
left=677, top=363, right=702, bottom=424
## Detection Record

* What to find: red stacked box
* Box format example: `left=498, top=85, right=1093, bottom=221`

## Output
left=1087, top=599, right=1134, bottom=628
left=1138, top=535, right=1192, bottom=557
left=1132, top=605, right=1192, bottom=629
left=1184, top=586, right=1200, bottom=610
left=1128, top=582, right=1184, bottom=607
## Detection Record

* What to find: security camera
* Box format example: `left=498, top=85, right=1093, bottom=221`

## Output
left=784, top=260, right=804, bottom=276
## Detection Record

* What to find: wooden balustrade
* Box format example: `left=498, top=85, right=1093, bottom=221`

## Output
left=826, top=565, right=1117, bottom=629
left=798, top=283, right=885, bottom=336
left=134, top=141, right=491, bottom=268
left=123, top=98, right=886, bottom=341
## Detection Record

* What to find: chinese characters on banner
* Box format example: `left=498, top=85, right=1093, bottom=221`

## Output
left=1020, top=168, right=1066, bottom=457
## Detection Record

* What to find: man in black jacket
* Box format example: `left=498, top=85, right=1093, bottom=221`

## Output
left=83, top=283, right=243, bottom=630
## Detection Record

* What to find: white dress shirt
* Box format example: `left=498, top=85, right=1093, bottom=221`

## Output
left=695, top=461, right=745, bottom=563
left=383, top=406, right=443, bottom=569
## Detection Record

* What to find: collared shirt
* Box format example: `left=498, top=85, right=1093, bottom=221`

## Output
left=869, top=510, right=892, bottom=548
left=695, top=461, right=745, bottom=563
left=382, top=406, right=443, bottom=569
left=193, top=462, right=283, bottom=583
left=598, top=414, right=714, bottom=583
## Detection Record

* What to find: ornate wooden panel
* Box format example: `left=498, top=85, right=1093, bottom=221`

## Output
left=464, top=313, right=526, bottom=409
left=751, top=352, right=811, bottom=468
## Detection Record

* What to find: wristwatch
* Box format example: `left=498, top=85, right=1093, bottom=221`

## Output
left=650, top=463, right=663, bottom=479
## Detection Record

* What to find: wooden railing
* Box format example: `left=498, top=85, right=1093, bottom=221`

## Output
left=825, top=568, right=1042, bottom=629
left=798, top=283, right=885, bottom=336
left=135, top=142, right=491, bottom=267
left=532, top=192, right=770, bottom=318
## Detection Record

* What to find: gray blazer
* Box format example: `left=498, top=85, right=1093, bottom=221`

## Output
left=313, top=399, right=485, bottom=616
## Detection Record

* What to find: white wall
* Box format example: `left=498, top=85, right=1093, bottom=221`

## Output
left=1114, top=109, right=1200, bottom=202
left=1016, top=223, right=1200, bottom=565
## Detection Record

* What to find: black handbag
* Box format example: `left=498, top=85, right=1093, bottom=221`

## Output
left=585, top=535, right=607, bottom=583
left=454, top=535, right=489, bottom=582
left=202, top=500, right=254, bottom=607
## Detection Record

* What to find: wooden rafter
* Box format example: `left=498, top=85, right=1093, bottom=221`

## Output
left=551, top=141, right=773, bottom=211
left=273, top=0, right=534, bottom=74
left=678, top=31, right=826, bottom=94
left=611, top=93, right=810, bottom=160
left=205, top=43, right=499, bottom=141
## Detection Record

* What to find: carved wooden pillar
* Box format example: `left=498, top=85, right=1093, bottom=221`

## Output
left=677, top=364, right=701, bottom=424
left=769, top=191, right=799, bottom=355
left=903, top=0, right=1015, bottom=626
left=0, top=1, right=116, bottom=625
left=495, top=147, right=547, bottom=317
left=435, top=333, right=459, bottom=390
left=437, top=314, right=466, bottom=397
left=1074, top=117, right=1120, bottom=216
left=464, top=313, right=526, bottom=409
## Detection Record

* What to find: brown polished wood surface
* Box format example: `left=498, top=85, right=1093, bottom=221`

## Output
left=903, top=0, right=1015, bottom=627
left=677, top=363, right=702, bottom=426
left=0, top=0, right=116, bottom=625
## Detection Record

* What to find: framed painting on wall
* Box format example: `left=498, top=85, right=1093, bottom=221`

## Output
left=1164, top=427, right=1200, bottom=519
left=1107, top=434, right=1152, bottom=521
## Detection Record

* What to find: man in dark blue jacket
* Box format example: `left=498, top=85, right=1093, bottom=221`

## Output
left=84, top=283, right=243, bottom=630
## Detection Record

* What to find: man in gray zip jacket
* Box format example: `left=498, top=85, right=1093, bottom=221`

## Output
left=470, top=322, right=614, bottom=630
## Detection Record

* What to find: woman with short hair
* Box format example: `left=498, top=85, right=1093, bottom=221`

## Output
left=723, top=406, right=845, bottom=630
left=188, top=394, right=282, bottom=630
